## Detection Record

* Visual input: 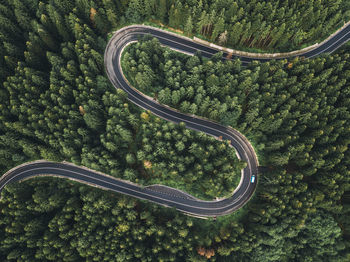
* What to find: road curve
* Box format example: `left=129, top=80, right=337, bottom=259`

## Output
left=2, top=24, right=349, bottom=217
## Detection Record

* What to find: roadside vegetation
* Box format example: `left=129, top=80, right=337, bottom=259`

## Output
left=0, top=0, right=349, bottom=261
left=124, top=36, right=350, bottom=260
left=125, top=0, right=350, bottom=52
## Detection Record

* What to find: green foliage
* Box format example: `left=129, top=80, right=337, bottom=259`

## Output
left=0, top=0, right=349, bottom=261
left=135, top=117, right=242, bottom=199
left=147, top=0, right=350, bottom=51
left=123, top=37, right=350, bottom=261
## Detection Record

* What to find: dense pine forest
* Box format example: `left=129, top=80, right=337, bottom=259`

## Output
left=129, top=0, right=350, bottom=52
left=0, top=0, right=349, bottom=261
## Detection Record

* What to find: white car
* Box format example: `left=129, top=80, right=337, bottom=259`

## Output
left=250, top=175, right=255, bottom=183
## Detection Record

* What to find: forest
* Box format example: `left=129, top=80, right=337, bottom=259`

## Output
left=0, top=0, right=349, bottom=261
left=125, top=0, right=350, bottom=52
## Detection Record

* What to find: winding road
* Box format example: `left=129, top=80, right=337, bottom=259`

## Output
left=1, top=24, right=349, bottom=217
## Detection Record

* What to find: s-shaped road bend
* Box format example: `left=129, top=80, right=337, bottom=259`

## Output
left=1, top=24, right=350, bottom=218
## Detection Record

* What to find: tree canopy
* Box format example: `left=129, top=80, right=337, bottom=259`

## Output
left=0, top=0, right=349, bottom=261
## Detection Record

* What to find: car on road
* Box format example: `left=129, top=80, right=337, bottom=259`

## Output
left=251, top=175, right=255, bottom=183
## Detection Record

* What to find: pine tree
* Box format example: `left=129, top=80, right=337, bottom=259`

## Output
left=184, top=15, right=193, bottom=36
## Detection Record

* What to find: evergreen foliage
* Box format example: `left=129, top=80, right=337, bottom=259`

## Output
left=126, top=0, right=350, bottom=51
left=0, top=0, right=349, bottom=261
left=122, top=37, right=350, bottom=261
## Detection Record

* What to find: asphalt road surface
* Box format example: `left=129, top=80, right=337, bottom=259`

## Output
left=1, top=24, right=349, bottom=217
